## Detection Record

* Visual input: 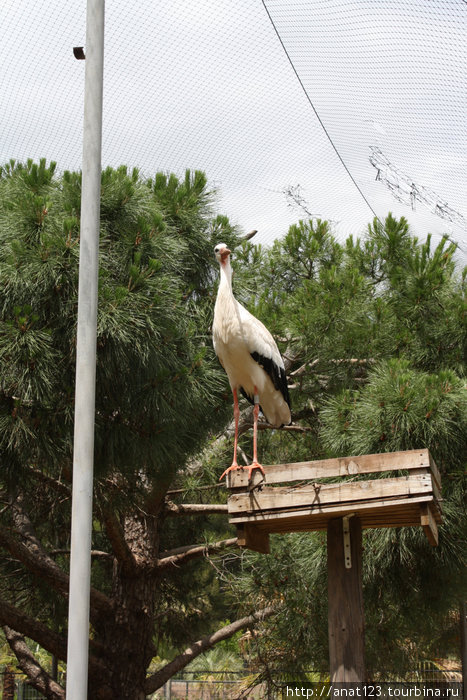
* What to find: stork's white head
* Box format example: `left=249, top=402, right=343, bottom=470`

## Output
left=214, top=242, right=231, bottom=265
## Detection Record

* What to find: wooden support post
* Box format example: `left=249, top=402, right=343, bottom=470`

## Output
left=327, top=516, right=365, bottom=684
left=236, top=524, right=270, bottom=554
left=420, top=504, right=439, bottom=546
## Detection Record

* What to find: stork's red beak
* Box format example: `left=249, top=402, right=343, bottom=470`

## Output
left=220, top=248, right=231, bottom=262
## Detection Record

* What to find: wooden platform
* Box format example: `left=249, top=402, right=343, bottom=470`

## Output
left=226, top=449, right=442, bottom=552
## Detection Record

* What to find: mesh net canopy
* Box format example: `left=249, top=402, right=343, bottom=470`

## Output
left=2, top=0, right=466, bottom=254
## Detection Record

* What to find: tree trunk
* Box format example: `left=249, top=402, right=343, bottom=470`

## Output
left=95, top=513, right=160, bottom=700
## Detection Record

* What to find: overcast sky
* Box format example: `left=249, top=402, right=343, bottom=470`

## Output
left=2, top=0, right=466, bottom=255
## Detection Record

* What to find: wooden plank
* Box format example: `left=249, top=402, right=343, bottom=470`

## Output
left=236, top=524, right=270, bottom=554
left=328, top=516, right=366, bottom=683
left=265, top=512, right=426, bottom=534
left=229, top=494, right=436, bottom=523
left=229, top=494, right=437, bottom=527
left=229, top=498, right=440, bottom=539
left=427, top=452, right=442, bottom=495
left=420, top=503, right=439, bottom=546
left=432, top=480, right=442, bottom=509
left=266, top=506, right=424, bottom=527
left=226, top=449, right=431, bottom=489
left=412, top=467, right=442, bottom=508
left=228, top=474, right=433, bottom=514
left=261, top=517, right=420, bottom=535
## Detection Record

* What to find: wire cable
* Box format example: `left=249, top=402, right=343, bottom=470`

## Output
left=261, top=0, right=381, bottom=223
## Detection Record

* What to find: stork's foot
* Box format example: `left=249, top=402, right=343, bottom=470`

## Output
left=219, top=462, right=265, bottom=482
left=219, top=463, right=240, bottom=481
left=246, top=461, right=265, bottom=481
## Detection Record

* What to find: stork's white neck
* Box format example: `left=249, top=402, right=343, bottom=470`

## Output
left=219, top=257, right=233, bottom=292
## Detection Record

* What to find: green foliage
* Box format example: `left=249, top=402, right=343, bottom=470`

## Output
left=0, top=161, right=239, bottom=488
left=321, top=359, right=467, bottom=466
left=223, top=213, right=466, bottom=678
left=1, top=159, right=465, bottom=689
left=0, top=160, right=241, bottom=688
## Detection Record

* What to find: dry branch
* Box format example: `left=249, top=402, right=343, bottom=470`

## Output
left=290, top=358, right=320, bottom=377
left=156, top=537, right=238, bottom=571
left=144, top=606, right=275, bottom=693
left=164, top=501, right=229, bottom=516
left=243, top=229, right=258, bottom=240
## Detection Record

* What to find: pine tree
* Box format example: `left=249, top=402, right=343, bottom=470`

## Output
left=1, top=161, right=465, bottom=694
left=0, top=160, right=267, bottom=699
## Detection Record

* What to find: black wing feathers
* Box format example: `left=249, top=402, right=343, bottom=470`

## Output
left=239, top=351, right=291, bottom=410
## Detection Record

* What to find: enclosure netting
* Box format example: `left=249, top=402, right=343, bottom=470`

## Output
left=2, top=0, right=466, bottom=253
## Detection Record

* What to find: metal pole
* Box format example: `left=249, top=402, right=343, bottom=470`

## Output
left=66, top=1, right=105, bottom=698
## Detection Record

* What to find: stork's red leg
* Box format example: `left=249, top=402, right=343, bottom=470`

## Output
left=248, top=387, right=265, bottom=480
left=219, top=389, right=240, bottom=480
left=231, top=388, right=240, bottom=467
left=252, top=390, right=259, bottom=465
left=220, top=387, right=265, bottom=483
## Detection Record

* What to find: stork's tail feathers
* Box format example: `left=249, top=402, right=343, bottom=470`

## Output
left=250, top=351, right=291, bottom=409
left=240, top=386, right=291, bottom=427
left=240, top=351, right=291, bottom=427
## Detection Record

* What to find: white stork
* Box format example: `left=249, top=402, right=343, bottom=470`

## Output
left=213, top=243, right=291, bottom=481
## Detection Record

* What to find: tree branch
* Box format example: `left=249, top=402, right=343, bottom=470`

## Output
left=22, top=465, right=71, bottom=498
left=9, top=497, right=114, bottom=620
left=0, top=598, right=106, bottom=665
left=49, top=548, right=113, bottom=560
left=144, top=474, right=176, bottom=517
left=0, top=522, right=69, bottom=596
left=256, top=422, right=312, bottom=433
left=144, top=606, right=276, bottom=693
left=164, top=501, right=229, bottom=516
left=3, top=625, right=66, bottom=700
left=0, top=523, right=112, bottom=621
left=290, top=357, right=375, bottom=377
left=243, top=229, right=258, bottom=241
left=234, top=419, right=312, bottom=435
left=232, top=413, right=310, bottom=439
left=290, top=358, right=320, bottom=377
left=0, top=599, right=67, bottom=660
left=166, top=483, right=225, bottom=496
left=156, top=537, right=238, bottom=571
left=100, top=508, right=137, bottom=573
